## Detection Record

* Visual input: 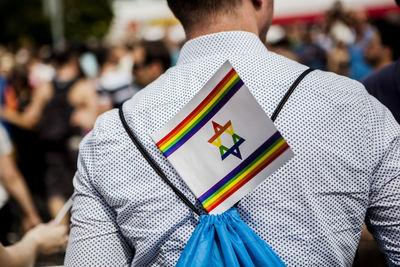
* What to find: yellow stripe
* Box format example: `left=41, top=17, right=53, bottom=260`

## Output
left=203, top=138, right=287, bottom=209
left=159, top=73, right=239, bottom=151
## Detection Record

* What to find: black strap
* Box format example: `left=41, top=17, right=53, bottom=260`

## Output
left=271, top=68, right=314, bottom=122
left=119, top=67, right=314, bottom=216
left=119, top=106, right=202, bottom=216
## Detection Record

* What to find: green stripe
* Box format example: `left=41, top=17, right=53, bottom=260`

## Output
left=202, top=137, right=284, bottom=206
left=162, top=75, right=241, bottom=153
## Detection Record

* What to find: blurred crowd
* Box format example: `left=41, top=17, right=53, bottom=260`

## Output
left=0, top=1, right=399, bottom=265
left=268, top=2, right=400, bottom=81
left=0, top=37, right=173, bottom=258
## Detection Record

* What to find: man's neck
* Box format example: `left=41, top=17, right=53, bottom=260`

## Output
left=186, top=13, right=259, bottom=41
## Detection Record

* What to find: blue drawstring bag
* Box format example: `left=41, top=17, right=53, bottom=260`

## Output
left=176, top=207, right=285, bottom=267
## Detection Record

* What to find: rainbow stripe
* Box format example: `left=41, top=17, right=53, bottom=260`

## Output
left=198, top=131, right=290, bottom=213
left=156, top=68, right=244, bottom=157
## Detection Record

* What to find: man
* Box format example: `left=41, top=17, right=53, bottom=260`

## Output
left=66, top=0, right=400, bottom=266
left=362, top=19, right=400, bottom=124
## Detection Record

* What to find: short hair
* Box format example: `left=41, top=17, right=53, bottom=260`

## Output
left=142, top=40, right=171, bottom=72
left=166, top=0, right=242, bottom=30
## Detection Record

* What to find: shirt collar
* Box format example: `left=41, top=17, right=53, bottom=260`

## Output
left=177, top=31, right=268, bottom=65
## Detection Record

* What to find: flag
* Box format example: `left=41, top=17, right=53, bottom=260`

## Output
left=151, top=61, right=294, bottom=214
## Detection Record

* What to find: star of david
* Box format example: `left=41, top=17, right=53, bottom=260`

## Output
left=208, top=120, right=245, bottom=161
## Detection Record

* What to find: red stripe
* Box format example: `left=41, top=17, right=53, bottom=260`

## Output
left=366, top=4, right=400, bottom=18
left=206, top=143, right=290, bottom=212
left=272, top=4, right=400, bottom=25
left=156, top=68, right=236, bottom=147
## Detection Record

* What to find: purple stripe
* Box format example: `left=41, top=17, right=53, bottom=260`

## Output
left=163, top=79, right=244, bottom=157
left=198, top=131, right=282, bottom=202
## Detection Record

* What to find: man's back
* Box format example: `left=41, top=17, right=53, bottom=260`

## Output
left=65, top=32, right=400, bottom=266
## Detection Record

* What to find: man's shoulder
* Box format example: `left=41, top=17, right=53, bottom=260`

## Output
left=79, top=108, right=123, bottom=156
left=315, top=68, right=367, bottom=96
left=244, top=51, right=370, bottom=110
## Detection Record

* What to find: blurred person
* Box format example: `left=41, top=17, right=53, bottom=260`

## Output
left=0, top=124, right=41, bottom=244
left=0, top=51, right=16, bottom=121
left=295, top=25, right=327, bottom=70
left=362, top=13, right=400, bottom=125
left=28, top=57, right=55, bottom=89
left=37, top=47, right=98, bottom=226
left=0, top=50, right=10, bottom=107
left=0, top=222, right=67, bottom=267
left=0, top=51, right=15, bottom=81
left=362, top=56, right=400, bottom=125
left=96, top=47, right=135, bottom=110
left=66, top=0, right=400, bottom=266
left=269, top=38, right=298, bottom=61
left=68, top=77, right=99, bottom=132
left=1, top=45, right=98, bottom=226
left=347, top=9, right=375, bottom=81
left=1, top=49, right=98, bottom=131
left=364, top=19, right=400, bottom=71
left=164, top=24, right=187, bottom=66
left=285, top=23, right=307, bottom=53
left=0, top=66, right=47, bottom=211
left=0, top=71, right=53, bottom=130
left=326, top=42, right=350, bottom=76
left=117, top=45, right=135, bottom=75
left=132, top=40, right=172, bottom=89
left=79, top=51, right=99, bottom=79
left=324, top=1, right=355, bottom=46
left=321, top=1, right=371, bottom=79
left=325, top=1, right=351, bottom=30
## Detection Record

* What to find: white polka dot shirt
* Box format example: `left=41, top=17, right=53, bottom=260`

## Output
left=65, top=31, right=400, bottom=266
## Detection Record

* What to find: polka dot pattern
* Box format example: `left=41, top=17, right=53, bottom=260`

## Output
left=65, top=31, right=400, bottom=266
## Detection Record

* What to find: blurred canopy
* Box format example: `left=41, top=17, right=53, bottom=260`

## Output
left=0, top=0, right=51, bottom=45
left=0, top=0, right=113, bottom=46
left=64, top=0, right=113, bottom=42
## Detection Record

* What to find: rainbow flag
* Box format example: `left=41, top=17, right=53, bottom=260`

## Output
left=151, top=61, right=294, bottom=214
left=156, top=68, right=243, bottom=157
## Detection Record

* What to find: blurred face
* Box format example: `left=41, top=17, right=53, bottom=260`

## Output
left=132, top=46, right=157, bottom=88
left=364, top=32, right=384, bottom=67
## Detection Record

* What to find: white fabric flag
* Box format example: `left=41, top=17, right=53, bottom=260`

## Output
left=151, top=61, right=294, bottom=214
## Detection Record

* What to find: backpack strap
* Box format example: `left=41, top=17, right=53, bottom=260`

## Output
left=119, top=67, right=314, bottom=216
left=271, top=68, right=314, bottom=122
left=119, top=106, right=203, bottom=216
